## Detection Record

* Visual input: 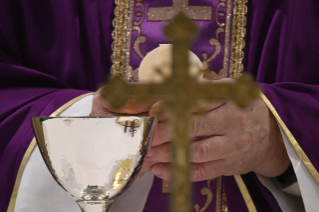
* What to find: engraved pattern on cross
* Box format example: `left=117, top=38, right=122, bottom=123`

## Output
left=148, top=0, right=213, bottom=21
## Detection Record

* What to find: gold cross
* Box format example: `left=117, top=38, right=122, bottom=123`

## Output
left=148, top=0, right=213, bottom=21
left=102, top=13, right=259, bottom=212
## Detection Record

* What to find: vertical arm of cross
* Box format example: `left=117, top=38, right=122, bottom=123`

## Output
left=101, top=11, right=260, bottom=212
left=164, top=13, right=197, bottom=82
left=164, top=13, right=198, bottom=212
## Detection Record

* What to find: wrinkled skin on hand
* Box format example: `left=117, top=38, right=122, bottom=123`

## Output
left=92, top=79, right=290, bottom=181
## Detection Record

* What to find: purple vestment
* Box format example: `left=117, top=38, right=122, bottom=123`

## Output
left=1, top=0, right=319, bottom=211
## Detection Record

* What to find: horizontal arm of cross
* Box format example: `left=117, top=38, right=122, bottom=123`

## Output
left=102, top=74, right=260, bottom=109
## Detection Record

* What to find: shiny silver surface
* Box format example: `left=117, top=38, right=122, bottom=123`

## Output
left=32, top=116, right=156, bottom=212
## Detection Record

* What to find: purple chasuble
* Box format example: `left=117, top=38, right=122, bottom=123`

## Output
left=1, top=0, right=319, bottom=211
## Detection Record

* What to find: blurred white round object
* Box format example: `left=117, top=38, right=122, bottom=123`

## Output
left=139, top=44, right=203, bottom=83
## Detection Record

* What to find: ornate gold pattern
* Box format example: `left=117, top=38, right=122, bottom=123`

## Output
left=7, top=93, right=95, bottom=212
left=234, top=175, right=257, bottom=212
left=230, top=0, right=248, bottom=79
left=111, top=0, right=130, bottom=78
left=133, top=0, right=147, bottom=60
left=202, top=0, right=232, bottom=80
left=148, top=0, right=213, bottom=21
left=216, top=2, right=226, bottom=27
left=133, top=26, right=147, bottom=59
left=202, top=38, right=221, bottom=70
left=194, top=179, right=213, bottom=212
left=260, top=92, right=319, bottom=186
left=221, top=183, right=228, bottom=212
left=113, top=0, right=238, bottom=81
left=215, top=177, right=222, bottom=211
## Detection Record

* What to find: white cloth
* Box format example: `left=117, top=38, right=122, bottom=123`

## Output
left=257, top=125, right=319, bottom=212
left=15, top=95, right=319, bottom=212
left=280, top=126, right=319, bottom=211
left=15, top=95, right=154, bottom=212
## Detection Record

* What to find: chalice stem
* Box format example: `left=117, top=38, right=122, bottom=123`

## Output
left=76, top=200, right=114, bottom=212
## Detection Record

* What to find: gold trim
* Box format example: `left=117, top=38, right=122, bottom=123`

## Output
left=7, top=92, right=95, bottom=212
left=234, top=175, right=257, bottom=212
left=111, top=0, right=130, bottom=78
left=260, top=92, right=319, bottom=185
left=230, top=0, right=248, bottom=79
left=194, top=179, right=213, bottom=212
left=221, top=183, right=228, bottom=212
left=215, top=177, right=222, bottom=211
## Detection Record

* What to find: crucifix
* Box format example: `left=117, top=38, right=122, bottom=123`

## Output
left=148, top=0, right=213, bottom=21
left=102, top=13, right=259, bottom=212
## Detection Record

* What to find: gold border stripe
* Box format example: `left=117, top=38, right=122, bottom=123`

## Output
left=260, top=92, right=319, bottom=185
left=234, top=175, right=257, bottom=212
left=7, top=92, right=94, bottom=212
left=230, top=0, right=248, bottom=79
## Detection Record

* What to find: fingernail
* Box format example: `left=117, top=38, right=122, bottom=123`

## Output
left=152, top=165, right=161, bottom=176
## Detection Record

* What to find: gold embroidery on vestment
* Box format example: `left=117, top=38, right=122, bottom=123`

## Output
left=194, top=179, right=214, bottom=212
left=133, top=26, right=148, bottom=59
left=221, top=183, right=229, bottom=212
left=203, top=0, right=232, bottom=80
left=111, top=0, right=130, bottom=79
left=230, top=0, right=248, bottom=79
left=215, top=177, right=222, bottom=211
left=133, top=0, right=148, bottom=60
left=148, top=0, right=213, bottom=21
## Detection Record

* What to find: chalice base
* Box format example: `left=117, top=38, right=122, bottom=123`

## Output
left=77, top=200, right=114, bottom=212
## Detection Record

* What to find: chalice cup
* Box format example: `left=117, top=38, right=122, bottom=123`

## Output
left=32, top=116, right=156, bottom=212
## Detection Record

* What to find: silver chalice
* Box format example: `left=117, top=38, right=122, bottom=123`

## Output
left=32, top=116, right=156, bottom=212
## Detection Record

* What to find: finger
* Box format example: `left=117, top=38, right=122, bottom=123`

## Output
left=190, top=108, right=227, bottom=137
left=149, top=100, right=227, bottom=121
left=151, top=160, right=230, bottom=182
left=91, top=92, right=114, bottom=116
left=191, top=100, right=226, bottom=113
left=191, top=136, right=231, bottom=163
left=149, top=101, right=172, bottom=121
left=146, top=143, right=170, bottom=163
left=152, top=106, right=228, bottom=146
left=95, top=87, right=156, bottom=114
left=136, top=160, right=157, bottom=179
left=152, top=120, right=172, bottom=146
left=152, top=163, right=171, bottom=181
left=192, top=159, right=230, bottom=181
left=152, top=159, right=238, bottom=182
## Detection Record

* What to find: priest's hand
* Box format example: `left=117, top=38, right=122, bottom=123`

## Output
left=146, top=78, right=291, bottom=181
left=91, top=87, right=154, bottom=116
left=91, top=80, right=291, bottom=181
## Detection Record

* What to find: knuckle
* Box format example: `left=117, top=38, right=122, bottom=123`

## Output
left=193, top=164, right=206, bottom=181
left=194, top=141, right=210, bottom=162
